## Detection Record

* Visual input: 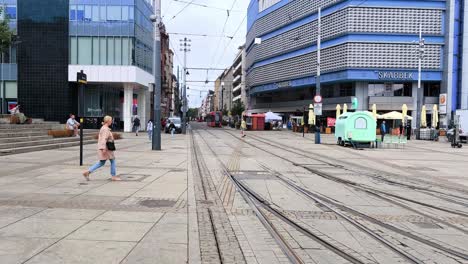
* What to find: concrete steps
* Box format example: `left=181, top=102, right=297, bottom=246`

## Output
left=0, top=135, right=96, bottom=150
left=0, top=120, right=99, bottom=156
left=0, top=139, right=96, bottom=156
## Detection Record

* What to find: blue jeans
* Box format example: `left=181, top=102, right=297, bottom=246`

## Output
left=171, top=128, right=175, bottom=137
left=148, top=130, right=153, bottom=141
left=89, top=159, right=116, bottom=176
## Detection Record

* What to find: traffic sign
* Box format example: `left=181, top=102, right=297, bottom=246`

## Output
left=314, top=95, right=322, bottom=103
left=314, top=103, right=322, bottom=116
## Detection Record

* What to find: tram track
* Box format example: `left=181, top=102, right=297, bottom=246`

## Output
left=190, top=129, right=247, bottom=264
left=286, top=132, right=468, bottom=202
left=245, top=132, right=468, bottom=210
left=193, top=128, right=377, bottom=264
left=212, top=128, right=468, bottom=262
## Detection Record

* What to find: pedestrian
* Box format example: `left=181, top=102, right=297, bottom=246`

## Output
left=132, top=115, right=141, bottom=136
left=168, top=121, right=176, bottom=137
left=82, top=115, right=120, bottom=181
left=241, top=118, right=247, bottom=138
left=147, top=119, right=153, bottom=141
left=66, top=114, right=80, bottom=137
left=381, top=120, right=387, bottom=141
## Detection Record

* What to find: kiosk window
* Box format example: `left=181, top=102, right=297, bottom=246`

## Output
left=355, top=117, right=367, bottom=129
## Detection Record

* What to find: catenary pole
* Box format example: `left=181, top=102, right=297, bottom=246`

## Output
left=152, top=0, right=162, bottom=150
left=416, top=24, right=425, bottom=138
left=180, top=38, right=191, bottom=134
left=315, top=7, right=322, bottom=144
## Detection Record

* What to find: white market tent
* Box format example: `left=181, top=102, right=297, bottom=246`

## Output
left=265, top=112, right=282, bottom=121
left=379, top=111, right=413, bottom=120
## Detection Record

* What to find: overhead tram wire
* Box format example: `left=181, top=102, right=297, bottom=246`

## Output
left=167, top=32, right=234, bottom=39
left=209, top=0, right=239, bottom=66
left=166, top=0, right=196, bottom=22
left=215, top=12, right=247, bottom=67
left=171, top=0, right=242, bottom=12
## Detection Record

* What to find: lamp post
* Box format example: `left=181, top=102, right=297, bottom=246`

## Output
left=314, top=7, right=322, bottom=144
left=150, top=1, right=162, bottom=150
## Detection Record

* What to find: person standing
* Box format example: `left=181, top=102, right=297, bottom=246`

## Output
left=132, top=115, right=141, bottom=136
left=82, top=116, right=120, bottom=181
left=147, top=119, right=153, bottom=141
left=66, top=114, right=80, bottom=137
left=381, top=120, right=387, bottom=141
left=168, top=121, right=176, bottom=137
left=399, top=123, right=404, bottom=138
left=241, top=118, right=247, bottom=138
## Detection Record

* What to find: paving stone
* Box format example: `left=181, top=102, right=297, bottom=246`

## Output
left=67, top=220, right=154, bottom=242
left=95, top=211, right=164, bottom=223
left=122, top=242, right=187, bottom=264
left=26, top=240, right=135, bottom=264
left=0, top=237, right=56, bottom=264
left=0, top=218, right=86, bottom=239
left=32, top=208, right=104, bottom=220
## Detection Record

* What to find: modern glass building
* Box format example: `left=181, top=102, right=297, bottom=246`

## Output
left=245, top=0, right=465, bottom=128
left=0, top=0, right=155, bottom=131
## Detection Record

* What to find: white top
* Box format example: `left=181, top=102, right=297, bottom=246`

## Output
left=147, top=122, right=153, bottom=131
left=67, top=118, right=78, bottom=129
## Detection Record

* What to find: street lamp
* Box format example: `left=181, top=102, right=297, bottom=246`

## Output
left=221, top=82, right=225, bottom=112
left=150, top=1, right=162, bottom=150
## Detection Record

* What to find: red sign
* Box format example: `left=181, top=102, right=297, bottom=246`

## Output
left=327, top=117, right=336, bottom=127
left=314, top=95, right=322, bottom=103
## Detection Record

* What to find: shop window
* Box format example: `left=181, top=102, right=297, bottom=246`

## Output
left=368, top=82, right=412, bottom=97
left=424, top=83, right=440, bottom=97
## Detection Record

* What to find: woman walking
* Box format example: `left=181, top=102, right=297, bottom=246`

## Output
left=82, top=116, right=121, bottom=181
left=241, top=118, right=247, bottom=138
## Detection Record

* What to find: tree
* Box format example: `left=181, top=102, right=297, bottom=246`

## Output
left=0, top=7, right=14, bottom=54
left=231, top=101, right=245, bottom=118
left=187, top=108, right=199, bottom=119
left=222, top=105, right=228, bottom=116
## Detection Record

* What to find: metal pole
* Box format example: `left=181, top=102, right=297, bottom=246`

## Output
left=152, top=0, right=162, bottom=150
left=182, top=38, right=187, bottom=134
left=416, top=24, right=425, bottom=139
left=79, top=84, right=84, bottom=166
left=303, top=106, right=305, bottom=138
left=315, top=7, right=322, bottom=144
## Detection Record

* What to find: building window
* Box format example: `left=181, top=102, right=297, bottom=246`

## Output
left=368, top=82, right=412, bottom=97
left=107, top=6, right=121, bottom=21
left=355, top=117, right=367, bottom=129
left=100, top=5, right=106, bottom=21
left=122, top=6, right=129, bottom=21
left=76, top=5, right=84, bottom=21
left=6, top=6, right=16, bottom=20
left=70, top=5, right=76, bottom=20
left=78, top=37, right=92, bottom=65
left=424, top=82, right=440, bottom=97
left=339, top=82, right=355, bottom=97
left=92, top=6, right=99, bottom=22
left=129, top=6, right=134, bottom=21
left=84, top=5, right=92, bottom=21
left=322, top=84, right=334, bottom=98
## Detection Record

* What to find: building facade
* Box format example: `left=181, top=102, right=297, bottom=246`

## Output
left=0, top=0, right=173, bottom=132
left=246, top=0, right=461, bottom=128
left=215, top=67, right=234, bottom=112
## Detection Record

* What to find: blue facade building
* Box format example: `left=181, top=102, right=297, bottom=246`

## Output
left=246, top=0, right=464, bottom=127
left=0, top=0, right=156, bottom=131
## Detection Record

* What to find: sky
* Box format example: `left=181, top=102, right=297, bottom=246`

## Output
left=161, top=0, right=251, bottom=108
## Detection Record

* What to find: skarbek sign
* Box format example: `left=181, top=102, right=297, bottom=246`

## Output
left=378, top=71, right=414, bottom=80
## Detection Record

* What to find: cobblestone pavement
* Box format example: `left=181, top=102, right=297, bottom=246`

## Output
left=1, top=125, right=468, bottom=264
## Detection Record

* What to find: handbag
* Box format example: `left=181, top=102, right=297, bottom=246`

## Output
left=106, top=141, right=116, bottom=151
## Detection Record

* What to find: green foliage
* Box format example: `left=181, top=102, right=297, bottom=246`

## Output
left=0, top=7, right=13, bottom=53
left=231, top=101, right=245, bottom=117
left=187, top=108, right=199, bottom=119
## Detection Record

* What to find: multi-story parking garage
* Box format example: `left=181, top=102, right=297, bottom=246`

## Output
left=246, top=0, right=465, bottom=128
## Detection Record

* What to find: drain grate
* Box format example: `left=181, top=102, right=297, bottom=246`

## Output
left=118, top=174, right=151, bottom=181
left=139, top=199, right=177, bottom=208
